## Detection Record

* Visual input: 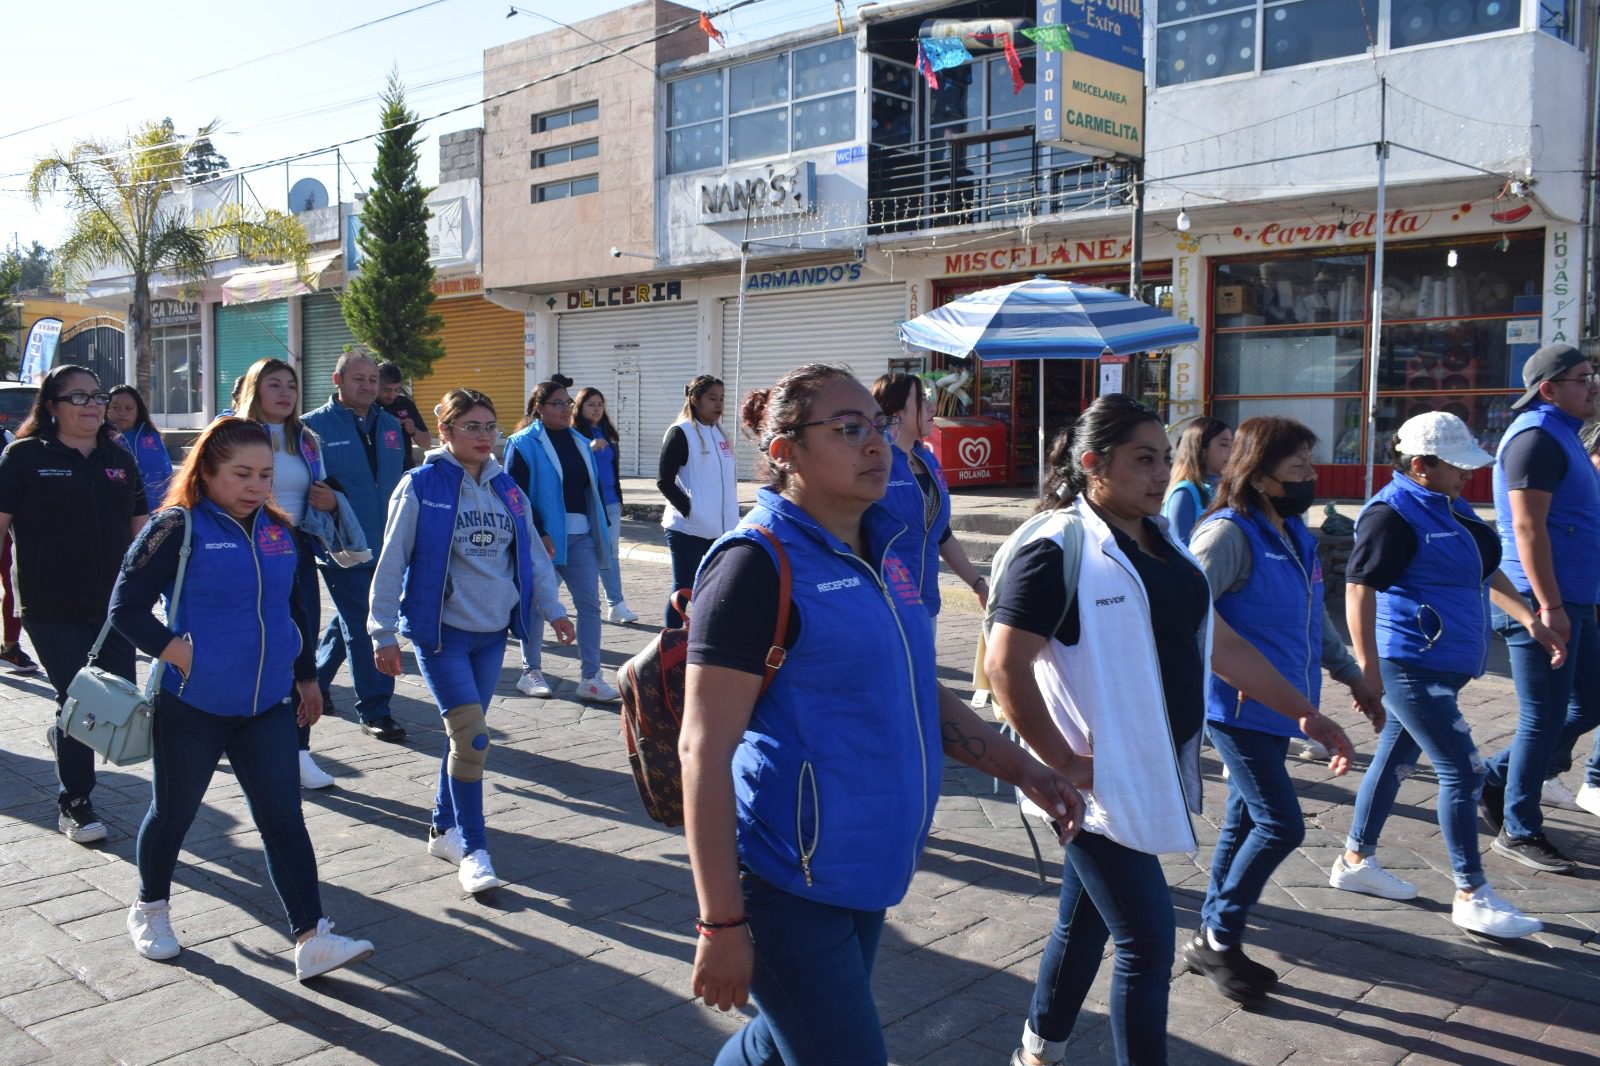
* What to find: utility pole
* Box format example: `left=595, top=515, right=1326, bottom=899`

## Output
left=1363, top=77, right=1389, bottom=503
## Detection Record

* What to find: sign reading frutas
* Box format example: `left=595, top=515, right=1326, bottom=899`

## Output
left=696, top=163, right=816, bottom=225
left=1035, top=0, right=1144, bottom=161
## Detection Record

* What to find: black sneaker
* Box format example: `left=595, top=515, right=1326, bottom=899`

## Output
left=1479, top=782, right=1505, bottom=835
left=0, top=642, right=38, bottom=674
left=1189, top=930, right=1276, bottom=987
left=319, top=689, right=337, bottom=718
left=1492, top=830, right=1577, bottom=873
left=1183, top=935, right=1269, bottom=1004
left=57, top=797, right=107, bottom=844
left=361, top=716, right=407, bottom=743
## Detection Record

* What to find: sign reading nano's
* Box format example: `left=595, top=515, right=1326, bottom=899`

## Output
left=566, top=280, right=684, bottom=309
left=1036, top=0, right=1145, bottom=161
left=696, top=163, right=816, bottom=225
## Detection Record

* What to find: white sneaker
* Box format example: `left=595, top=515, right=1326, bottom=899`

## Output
left=516, top=669, right=552, bottom=698
left=605, top=602, right=640, bottom=624
left=1576, top=783, right=1600, bottom=819
left=294, top=918, right=374, bottom=980
left=1452, top=884, right=1542, bottom=939
left=459, top=849, right=506, bottom=894
left=577, top=674, right=621, bottom=702
left=127, top=899, right=181, bottom=960
left=427, top=825, right=466, bottom=865
left=1541, top=776, right=1577, bottom=806
left=1329, top=854, right=1418, bottom=900
left=298, top=751, right=335, bottom=790
left=1297, top=738, right=1331, bottom=761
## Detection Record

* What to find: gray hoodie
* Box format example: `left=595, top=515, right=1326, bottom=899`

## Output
left=368, top=449, right=567, bottom=649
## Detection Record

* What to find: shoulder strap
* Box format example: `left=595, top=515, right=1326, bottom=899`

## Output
left=84, top=509, right=193, bottom=687
left=1054, top=513, right=1084, bottom=635
left=748, top=525, right=791, bottom=691
left=984, top=508, right=1084, bottom=636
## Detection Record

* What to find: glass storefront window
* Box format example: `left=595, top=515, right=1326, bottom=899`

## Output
left=730, top=55, right=789, bottom=113
left=729, top=109, right=789, bottom=162
left=794, top=39, right=855, bottom=97
left=669, top=72, right=723, bottom=126
left=1391, top=0, right=1517, bottom=47
left=1212, top=397, right=1367, bottom=464
left=1373, top=391, right=1518, bottom=456
left=669, top=122, right=723, bottom=172
left=1214, top=327, right=1366, bottom=395
left=1382, top=236, right=1543, bottom=319
left=1214, top=253, right=1366, bottom=326
left=1380, top=319, right=1516, bottom=392
left=793, top=93, right=855, bottom=151
left=149, top=325, right=202, bottom=417
left=1264, top=0, right=1377, bottom=70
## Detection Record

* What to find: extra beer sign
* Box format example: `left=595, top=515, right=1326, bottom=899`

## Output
left=1036, top=0, right=1145, bottom=161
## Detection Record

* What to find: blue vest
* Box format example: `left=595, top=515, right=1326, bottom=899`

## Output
left=160, top=501, right=302, bottom=716
left=302, top=398, right=404, bottom=566
left=1493, top=403, right=1600, bottom=605
left=1203, top=508, right=1324, bottom=736
left=698, top=488, right=941, bottom=912
left=582, top=426, right=622, bottom=507
left=395, top=457, right=538, bottom=651
left=117, top=424, right=173, bottom=509
left=504, top=421, right=610, bottom=569
left=1361, top=474, right=1492, bottom=677
left=880, top=443, right=953, bottom=617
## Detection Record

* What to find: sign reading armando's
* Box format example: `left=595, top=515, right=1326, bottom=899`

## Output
left=1035, top=0, right=1144, bottom=160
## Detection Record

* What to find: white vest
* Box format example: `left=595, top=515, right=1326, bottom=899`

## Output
left=1013, top=499, right=1208, bottom=855
left=661, top=417, right=739, bottom=539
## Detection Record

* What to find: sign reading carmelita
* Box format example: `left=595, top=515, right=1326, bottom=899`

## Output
left=1036, top=0, right=1145, bottom=160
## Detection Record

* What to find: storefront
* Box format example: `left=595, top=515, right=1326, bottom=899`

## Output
left=144, top=300, right=205, bottom=425
left=1203, top=215, right=1549, bottom=502
left=554, top=279, right=700, bottom=477
left=720, top=265, right=909, bottom=478
left=213, top=300, right=289, bottom=414
left=300, top=292, right=358, bottom=411
left=412, top=280, right=528, bottom=431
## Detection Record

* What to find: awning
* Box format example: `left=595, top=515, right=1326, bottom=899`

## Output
left=221, top=251, right=341, bottom=306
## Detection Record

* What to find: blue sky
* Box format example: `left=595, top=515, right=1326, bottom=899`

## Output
left=1, top=0, right=833, bottom=257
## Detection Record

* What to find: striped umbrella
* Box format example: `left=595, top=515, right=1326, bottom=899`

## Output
left=897, top=275, right=1198, bottom=358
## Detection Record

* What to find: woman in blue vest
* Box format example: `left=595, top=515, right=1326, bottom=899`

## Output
left=236, top=357, right=341, bottom=789
left=1161, top=415, right=1231, bottom=543
left=109, top=418, right=375, bottom=981
left=505, top=381, right=617, bottom=702
left=985, top=397, right=1352, bottom=1066
left=371, top=389, right=574, bottom=895
left=870, top=372, right=987, bottom=635
left=1185, top=416, right=1383, bottom=1005
left=1332, top=412, right=1555, bottom=938
left=574, top=386, right=639, bottom=624
left=680, top=364, right=1083, bottom=1066
left=107, top=385, right=174, bottom=508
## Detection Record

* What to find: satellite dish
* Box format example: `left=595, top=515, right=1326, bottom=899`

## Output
left=288, top=178, right=330, bottom=213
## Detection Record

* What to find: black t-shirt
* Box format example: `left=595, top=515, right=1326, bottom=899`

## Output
left=990, top=519, right=1209, bottom=748
left=1500, top=427, right=1566, bottom=493
left=548, top=428, right=592, bottom=516
left=380, top=395, right=428, bottom=470
left=1346, top=501, right=1502, bottom=589
left=0, top=435, right=148, bottom=624
left=687, top=541, right=802, bottom=675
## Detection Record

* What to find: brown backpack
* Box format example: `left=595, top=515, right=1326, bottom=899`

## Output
left=618, top=526, right=792, bottom=827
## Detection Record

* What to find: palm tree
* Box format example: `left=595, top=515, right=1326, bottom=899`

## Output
left=27, top=119, right=310, bottom=397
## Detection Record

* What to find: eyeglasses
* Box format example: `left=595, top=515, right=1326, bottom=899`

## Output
left=59, top=391, right=112, bottom=407
left=541, top=399, right=575, bottom=409
left=446, top=421, right=498, bottom=436
left=792, top=413, right=900, bottom=446
left=1552, top=371, right=1600, bottom=386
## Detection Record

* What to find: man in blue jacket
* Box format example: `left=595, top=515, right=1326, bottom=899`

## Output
left=303, top=351, right=408, bottom=741
left=1483, top=343, right=1600, bottom=873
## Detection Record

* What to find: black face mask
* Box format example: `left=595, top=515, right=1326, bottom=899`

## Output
left=1266, top=478, right=1317, bottom=518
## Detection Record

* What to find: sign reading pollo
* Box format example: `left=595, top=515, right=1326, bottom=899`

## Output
left=930, top=417, right=1008, bottom=487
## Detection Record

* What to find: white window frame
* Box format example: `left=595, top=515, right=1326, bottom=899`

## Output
left=532, top=102, right=599, bottom=134
left=532, top=139, right=600, bottom=169
left=531, top=174, right=600, bottom=203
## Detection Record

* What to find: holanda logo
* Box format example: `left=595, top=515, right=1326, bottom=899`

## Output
left=957, top=437, right=991, bottom=469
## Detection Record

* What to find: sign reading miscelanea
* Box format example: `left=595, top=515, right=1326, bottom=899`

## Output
left=1036, top=0, right=1144, bottom=161
left=696, top=163, right=816, bottom=225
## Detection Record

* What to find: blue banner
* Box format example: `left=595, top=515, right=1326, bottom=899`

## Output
left=20, top=317, right=62, bottom=384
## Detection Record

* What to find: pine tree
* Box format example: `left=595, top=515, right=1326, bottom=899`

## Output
left=341, top=71, right=443, bottom=379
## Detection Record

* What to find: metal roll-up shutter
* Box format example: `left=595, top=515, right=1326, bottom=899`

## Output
left=214, top=300, right=289, bottom=413
left=300, top=293, right=356, bottom=413
left=412, top=297, right=526, bottom=431
left=556, top=303, right=699, bottom=476
left=720, top=284, right=908, bottom=477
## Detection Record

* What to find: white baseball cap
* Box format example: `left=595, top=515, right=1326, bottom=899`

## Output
left=1394, top=411, right=1493, bottom=471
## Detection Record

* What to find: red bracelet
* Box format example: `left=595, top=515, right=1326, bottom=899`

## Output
left=694, top=917, right=750, bottom=938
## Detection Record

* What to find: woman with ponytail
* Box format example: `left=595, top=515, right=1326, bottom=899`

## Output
left=984, top=396, right=1353, bottom=1064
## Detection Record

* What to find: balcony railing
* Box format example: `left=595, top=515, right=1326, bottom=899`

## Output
left=867, top=126, right=1131, bottom=234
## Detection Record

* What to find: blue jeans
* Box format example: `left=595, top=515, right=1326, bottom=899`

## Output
left=1202, top=724, right=1303, bottom=947
left=1486, top=602, right=1599, bottom=836
left=713, top=873, right=888, bottom=1066
left=27, top=618, right=135, bottom=805
left=1026, top=830, right=1174, bottom=1065
left=523, top=531, right=602, bottom=680
left=1345, top=661, right=1485, bottom=892
left=137, top=692, right=323, bottom=937
left=600, top=501, right=625, bottom=608
left=1549, top=607, right=1600, bottom=788
left=664, top=529, right=715, bottom=628
left=416, top=624, right=506, bottom=854
left=315, top=563, right=394, bottom=724
left=293, top=531, right=320, bottom=752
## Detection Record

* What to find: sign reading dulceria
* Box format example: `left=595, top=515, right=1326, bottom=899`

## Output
left=696, top=163, right=816, bottom=225
left=565, top=280, right=684, bottom=309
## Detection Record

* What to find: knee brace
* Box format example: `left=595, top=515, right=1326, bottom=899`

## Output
left=443, top=704, right=489, bottom=782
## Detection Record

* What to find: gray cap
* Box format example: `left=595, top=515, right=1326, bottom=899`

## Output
left=1510, top=343, right=1587, bottom=411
